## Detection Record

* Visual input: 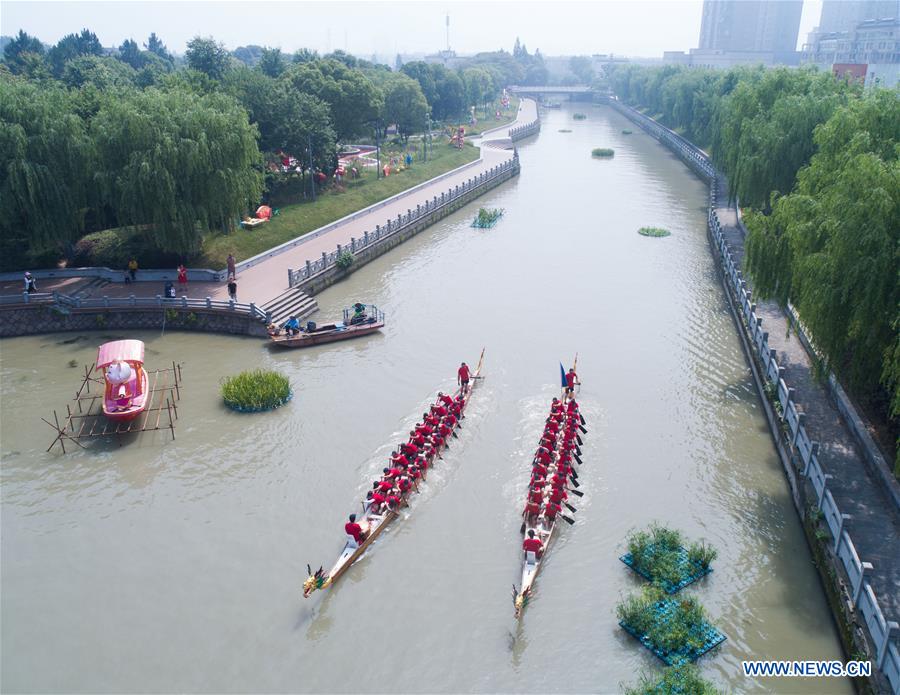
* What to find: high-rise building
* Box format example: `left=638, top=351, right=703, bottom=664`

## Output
left=818, top=0, right=899, bottom=34
left=698, top=0, right=803, bottom=52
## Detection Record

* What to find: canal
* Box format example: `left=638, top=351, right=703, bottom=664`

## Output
left=0, top=103, right=850, bottom=693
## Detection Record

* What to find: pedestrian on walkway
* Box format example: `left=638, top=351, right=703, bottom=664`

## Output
left=227, top=277, right=237, bottom=302
left=177, top=264, right=188, bottom=290
left=127, top=257, right=138, bottom=282
left=24, top=271, right=36, bottom=294
left=226, top=253, right=236, bottom=279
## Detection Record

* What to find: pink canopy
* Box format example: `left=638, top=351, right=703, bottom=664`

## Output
left=96, top=339, right=145, bottom=369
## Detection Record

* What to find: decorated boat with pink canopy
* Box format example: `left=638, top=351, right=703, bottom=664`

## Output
left=96, top=339, right=149, bottom=422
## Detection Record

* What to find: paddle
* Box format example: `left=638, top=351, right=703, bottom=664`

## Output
left=576, top=434, right=584, bottom=446
left=564, top=502, right=577, bottom=513
left=580, top=413, right=586, bottom=425
left=560, top=514, right=576, bottom=525
left=569, top=477, right=580, bottom=488
left=452, top=430, right=459, bottom=439
left=569, top=488, right=584, bottom=497
left=574, top=453, right=583, bottom=464
left=579, top=425, right=588, bottom=434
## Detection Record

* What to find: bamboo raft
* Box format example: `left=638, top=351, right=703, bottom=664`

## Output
left=43, top=362, right=183, bottom=453
left=303, top=350, right=485, bottom=599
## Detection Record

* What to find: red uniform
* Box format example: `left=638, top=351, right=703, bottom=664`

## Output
left=398, top=478, right=412, bottom=493
left=443, top=413, right=458, bottom=428
left=410, top=432, right=426, bottom=447
left=530, top=476, right=546, bottom=489
left=416, top=455, right=429, bottom=470
left=401, top=442, right=418, bottom=458
left=532, top=462, right=548, bottom=478
left=408, top=465, right=421, bottom=480
left=549, top=487, right=568, bottom=504
left=438, top=423, right=452, bottom=438
left=378, top=479, right=394, bottom=493
left=544, top=501, right=562, bottom=520
left=371, top=491, right=386, bottom=506
left=567, top=399, right=579, bottom=413
left=524, top=501, right=541, bottom=516
left=545, top=420, right=559, bottom=434
left=439, top=394, right=453, bottom=406
left=345, top=522, right=364, bottom=543
left=528, top=488, right=543, bottom=504
left=386, top=493, right=401, bottom=508
left=416, top=423, right=433, bottom=436
left=551, top=473, right=569, bottom=488
left=536, top=449, right=552, bottom=466
left=458, top=364, right=471, bottom=383
left=425, top=413, right=440, bottom=427
left=431, top=433, right=445, bottom=449
left=523, top=537, right=543, bottom=553
left=431, top=404, right=448, bottom=417
left=391, top=453, right=408, bottom=467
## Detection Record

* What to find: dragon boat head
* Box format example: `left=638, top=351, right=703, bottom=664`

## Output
left=303, top=565, right=328, bottom=598
left=512, top=585, right=530, bottom=619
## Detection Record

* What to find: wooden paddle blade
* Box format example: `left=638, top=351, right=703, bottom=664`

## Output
left=570, top=478, right=580, bottom=488
left=580, top=414, right=586, bottom=425
left=307, top=564, right=311, bottom=576
left=576, top=434, right=583, bottom=446
left=579, top=425, right=587, bottom=434
left=564, top=502, right=577, bottom=513
left=452, top=431, right=459, bottom=438
left=561, top=515, right=576, bottom=525
left=520, top=521, right=526, bottom=534
left=569, top=488, right=584, bottom=497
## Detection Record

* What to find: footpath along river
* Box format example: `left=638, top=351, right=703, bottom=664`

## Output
left=0, top=103, right=851, bottom=693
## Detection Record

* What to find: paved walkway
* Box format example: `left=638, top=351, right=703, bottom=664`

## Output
left=65, top=100, right=536, bottom=307
left=714, top=182, right=900, bottom=623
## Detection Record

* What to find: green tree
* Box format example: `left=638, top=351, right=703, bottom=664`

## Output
left=0, top=77, right=95, bottom=268
left=282, top=58, right=382, bottom=141
left=90, top=87, right=263, bottom=255
left=460, top=67, right=493, bottom=114
left=47, top=28, right=103, bottom=77
left=117, top=39, right=145, bottom=70
left=745, top=90, right=899, bottom=409
left=383, top=73, right=429, bottom=142
left=292, top=48, right=319, bottom=63
left=569, top=56, right=594, bottom=84
left=185, top=36, right=231, bottom=80
left=258, top=47, right=286, bottom=78
left=62, top=55, right=136, bottom=90
left=3, top=30, right=45, bottom=75
left=144, top=32, right=173, bottom=64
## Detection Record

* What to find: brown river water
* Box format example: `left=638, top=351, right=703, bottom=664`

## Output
left=0, top=104, right=851, bottom=693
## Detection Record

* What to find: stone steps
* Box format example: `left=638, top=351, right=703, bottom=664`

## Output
left=262, top=288, right=318, bottom=326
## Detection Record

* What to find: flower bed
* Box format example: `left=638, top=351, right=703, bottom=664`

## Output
left=221, top=369, right=292, bottom=413
left=620, top=525, right=716, bottom=593
left=617, top=588, right=726, bottom=666
left=638, top=227, right=671, bottom=237
left=592, top=148, right=615, bottom=158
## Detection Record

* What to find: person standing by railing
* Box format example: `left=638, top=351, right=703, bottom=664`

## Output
left=24, top=271, right=37, bottom=294
left=226, top=253, right=236, bottom=280
left=227, top=277, right=237, bottom=302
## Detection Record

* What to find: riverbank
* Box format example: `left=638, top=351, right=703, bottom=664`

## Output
left=606, top=97, right=900, bottom=695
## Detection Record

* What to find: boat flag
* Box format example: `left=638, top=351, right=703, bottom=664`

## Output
left=560, top=362, right=567, bottom=388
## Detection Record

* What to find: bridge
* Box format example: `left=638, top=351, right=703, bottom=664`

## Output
left=508, top=85, right=593, bottom=95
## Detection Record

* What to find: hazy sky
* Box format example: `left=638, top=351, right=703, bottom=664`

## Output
left=1, top=0, right=824, bottom=58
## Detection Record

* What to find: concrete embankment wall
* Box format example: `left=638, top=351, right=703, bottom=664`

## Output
left=606, top=97, right=900, bottom=695
left=0, top=304, right=267, bottom=339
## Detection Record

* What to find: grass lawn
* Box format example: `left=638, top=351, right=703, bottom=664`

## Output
left=198, top=141, right=480, bottom=268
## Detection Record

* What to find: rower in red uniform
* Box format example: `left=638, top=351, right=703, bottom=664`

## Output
left=378, top=477, right=394, bottom=493
left=550, top=397, right=564, bottom=415
left=524, top=500, right=541, bottom=523
left=431, top=431, right=445, bottom=450
left=551, top=471, right=570, bottom=489
left=567, top=398, right=579, bottom=414
left=543, top=500, right=562, bottom=522
left=549, top=486, right=568, bottom=505
left=438, top=392, right=454, bottom=407
left=400, top=440, right=419, bottom=458
left=536, top=446, right=552, bottom=466
left=458, top=362, right=471, bottom=394
left=409, top=430, right=426, bottom=447
left=386, top=492, right=402, bottom=509
left=345, top=514, right=367, bottom=544
left=431, top=402, right=448, bottom=418
left=523, top=529, right=544, bottom=558
left=424, top=411, right=440, bottom=428
left=565, top=368, right=580, bottom=395
left=390, top=451, right=408, bottom=468
left=532, top=460, right=549, bottom=479
left=416, top=421, right=433, bottom=437
left=369, top=490, right=387, bottom=512
left=528, top=486, right=543, bottom=505
left=408, top=462, right=421, bottom=480
left=416, top=453, right=429, bottom=472
left=545, top=417, right=560, bottom=434
left=530, top=472, right=547, bottom=489
left=443, top=411, right=458, bottom=428
left=398, top=476, right=412, bottom=494
left=438, top=420, right=453, bottom=440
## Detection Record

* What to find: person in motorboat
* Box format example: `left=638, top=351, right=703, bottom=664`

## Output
left=349, top=303, right=368, bottom=325
left=283, top=315, right=301, bottom=336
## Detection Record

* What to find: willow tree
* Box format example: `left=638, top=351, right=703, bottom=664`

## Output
left=90, top=88, right=263, bottom=255
left=745, top=90, right=899, bottom=408
left=0, top=77, right=95, bottom=269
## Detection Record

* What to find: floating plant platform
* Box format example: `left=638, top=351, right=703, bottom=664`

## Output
left=620, top=544, right=713, bottom=594
left=471, top=208, right=504, bottom=228
left=619, top=599, right=726, bottom=666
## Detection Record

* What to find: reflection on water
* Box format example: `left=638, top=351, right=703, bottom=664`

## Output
left=0, top=104, right=850, bottom=693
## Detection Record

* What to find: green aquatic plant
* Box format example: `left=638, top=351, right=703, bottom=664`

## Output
left=687, top=541, right=718, bottom=570
left=622, top=129, right=633, bottom=135
left=573, top=113, right=587, bottom=120
left=623, top=664, right=722, bottom=694
left=472, top=207, right=504, bottom=228
left=558, top=129, right=572, bottom=133
left=592, top=148, right=615, bottom=157
left=638, top=227, right=672, bottom=237
left=221, top=369, right=292, bottom=412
